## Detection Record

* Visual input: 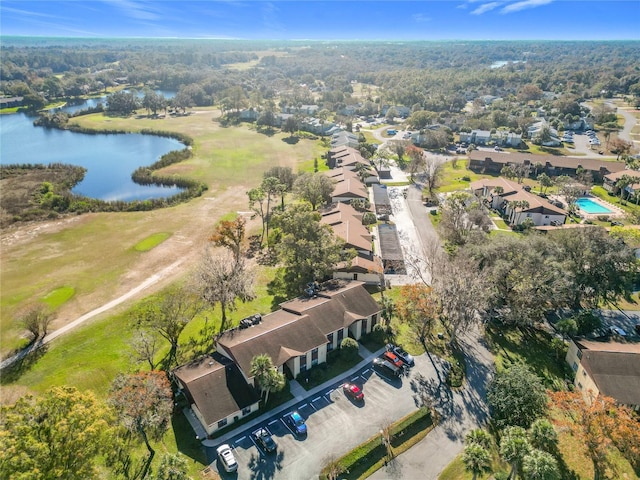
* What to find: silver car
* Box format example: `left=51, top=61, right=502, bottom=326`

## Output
left=216, top=444, right=238, bottom=472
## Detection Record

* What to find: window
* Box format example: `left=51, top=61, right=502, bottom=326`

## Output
left=327, top=332, right=334, bottom=351
left=311, top=348, right=318, bottom=366
left=299, top=354, right=307, bottom=372
left=218, top=418, right=227, bottom=428
left=577, top=350, right=582, bottom=360
left=353, top=273, right=358, bottom=280
left=242, top=407, right=252, bottom=416
left=578, top=382, right=583, bottom=389
left=583, top=370, right=587, bottom=376
left=572, top=362, right=578, bottom=371
left=371, top=313, right=378, bottom=328
left=337, top=329, right=344, bottom=343
left=362, top=317, right=368, bottom=334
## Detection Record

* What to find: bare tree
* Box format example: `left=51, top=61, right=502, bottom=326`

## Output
left=432, top=254, right=487, bottom=346
left=196, top=248, right=255, bottom=335
left=134, top=285, right=203, bottom=368
left=129, top=330, right=161, bottom=370
left=423, top=155, right=445, bottom=199
left=19, top=304, right=52, bottom=342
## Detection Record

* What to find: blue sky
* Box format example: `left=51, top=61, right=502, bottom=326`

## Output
left=1, top=1, right=638, bottom=40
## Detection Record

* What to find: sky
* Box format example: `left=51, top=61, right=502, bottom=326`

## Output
left=1, top=0, right=638, bottom=41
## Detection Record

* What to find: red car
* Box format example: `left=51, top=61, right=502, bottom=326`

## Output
left=343, top=383, right=364, bottom=401
left=383, top=351, right=404, bottom=368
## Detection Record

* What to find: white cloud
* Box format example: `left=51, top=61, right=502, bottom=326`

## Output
left=501, top=0, right=554, bottom=14
left=471, top=2, right=503, bottom=15
left=104, top=0, right=161, bottom=21
left=412, top=13, right=431, bottom=23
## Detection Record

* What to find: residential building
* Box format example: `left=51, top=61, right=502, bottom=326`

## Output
left=603, top=170, right=640, bottom=198
left=330, top=131, right=360, bottom=149
left=470, top=177, right=567, bottom=227
left=528, top=119, right=561, bottom=147
left=565, top=338, right=640, bottom=409
left=320, top=203, right=383, bottom=285
left=493, top=130, right=523, bottom=148
left=468, top=150, right=626, bottom=182
left=173, top=353, right=260, bottom=436
left=459, top=129, right=491, bottom=145
left=175, top=281, right=382, bottom=436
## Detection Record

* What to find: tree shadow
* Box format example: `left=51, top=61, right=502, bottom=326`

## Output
left=266, top=275, right=289, bottom=311
left=171, top=413, right=207, bottom=465
left=281, top=136, right=299, bottom=145
left=0, top=342, right=49, bottom=384
left=257, top=126, right=276, bottom=137
left=247, top=450, right=284, bottom=480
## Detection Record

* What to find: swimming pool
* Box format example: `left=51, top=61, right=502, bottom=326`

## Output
left=575, top=197, right=613, bottom=214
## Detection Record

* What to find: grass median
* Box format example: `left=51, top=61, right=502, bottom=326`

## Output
left=320, top=407, right=436, bottom=480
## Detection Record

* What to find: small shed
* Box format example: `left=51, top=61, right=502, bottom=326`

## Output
left=377, top=223, right=405, bottom=274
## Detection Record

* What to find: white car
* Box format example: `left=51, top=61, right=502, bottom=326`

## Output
left=216, top=444, right=238, bottom=472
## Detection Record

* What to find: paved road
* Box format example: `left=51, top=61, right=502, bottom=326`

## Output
left=604, top=99, right=639, bottom=148
left=369, top=325, right=494, bottom=480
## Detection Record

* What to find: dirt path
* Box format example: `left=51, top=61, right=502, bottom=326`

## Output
left=0, top=184, right=258, bottom=367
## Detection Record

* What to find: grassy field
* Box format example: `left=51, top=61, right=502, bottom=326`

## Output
left=0, top=110, right=324, bottom=356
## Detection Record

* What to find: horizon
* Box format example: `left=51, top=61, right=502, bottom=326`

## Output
left=1, top=1, right=639, bottom=42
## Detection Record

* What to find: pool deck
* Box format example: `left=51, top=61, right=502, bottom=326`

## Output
left=575, top=195, right=625, bottom=219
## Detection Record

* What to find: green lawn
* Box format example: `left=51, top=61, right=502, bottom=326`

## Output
left=484, top=325, right=568, bottom=388
left=591, top=186, right=640, bottom=217
left=133, top=232, right=172, bottom=252
left=297, top=350, right=363, bottom=390
left=41, top=286, right=75, bottom=310
left=1, top=111, right=324, bottom=355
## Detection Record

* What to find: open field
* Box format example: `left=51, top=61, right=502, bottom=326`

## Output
left=0, top=110, right=324, bottom=356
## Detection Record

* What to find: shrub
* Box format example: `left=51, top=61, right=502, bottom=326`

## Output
left=461, top=175, right=471, bottom=182
left=340, top=337, right=359, bottom=359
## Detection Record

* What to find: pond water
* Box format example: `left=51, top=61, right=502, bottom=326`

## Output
left=0, top=91, right=183, bottom=201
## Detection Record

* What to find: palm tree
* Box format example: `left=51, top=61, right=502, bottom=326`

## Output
left=463, top=443, right=492, bottom=480
left=615, top=174, right=634, bottom=201
left=522, top=449, right=560, bottom=480
left=249, top=354, right=285, bottom=404
left=250, top=354, right=274, bottom=393
left=500, top=426, right=531, bottom=480
left=261, top=368, right=285, bottom=404
left=465, top=429, right=493, bottom=450
left=528, top=419, right=558, bottom=454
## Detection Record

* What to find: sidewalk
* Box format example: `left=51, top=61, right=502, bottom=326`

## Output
left=201, top=344, right=387, bottom=449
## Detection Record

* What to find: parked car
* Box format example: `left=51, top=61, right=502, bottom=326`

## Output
left=383, top=350, right=404, bottom=368
left=216, top=444, right=238, bottom=472
left=386, top=344, right=415, bottom=367
left=609, top=326, right=627, bottom=336
left=343, top=382, right=364, bottom=401
left=373, top=357, right=402, bottom=377
left=283, top=411, right=307, bottom=436
left=251, top=427, right=277, bottom=453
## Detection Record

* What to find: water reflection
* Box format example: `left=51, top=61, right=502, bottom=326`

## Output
left=0, top=92, right=184, bottom=202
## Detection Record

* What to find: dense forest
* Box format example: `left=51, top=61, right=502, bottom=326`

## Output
left=2, top=39, right=639, bottom=114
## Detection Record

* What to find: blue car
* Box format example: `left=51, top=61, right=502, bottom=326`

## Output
left=283, top=411, right=307, bottom=436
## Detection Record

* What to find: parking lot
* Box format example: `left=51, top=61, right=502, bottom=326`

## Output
left=210, top=353, right=442, bottom=480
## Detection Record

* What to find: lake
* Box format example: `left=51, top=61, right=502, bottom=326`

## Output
left=0, top=91, right=184, bottom=201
